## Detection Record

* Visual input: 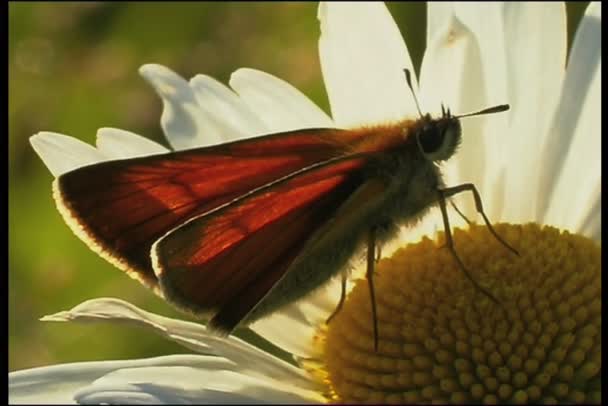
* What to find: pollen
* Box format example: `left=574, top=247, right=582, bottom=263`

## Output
left=318, top=223, right=601, bottom=404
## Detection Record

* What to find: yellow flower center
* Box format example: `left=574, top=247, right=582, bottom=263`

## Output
left=315, top=223, right=601, bottom=404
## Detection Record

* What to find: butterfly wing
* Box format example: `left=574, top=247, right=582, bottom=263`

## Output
left=152, top=155, right=370, bottom=332
left=54, top=128, right=364, bottom=292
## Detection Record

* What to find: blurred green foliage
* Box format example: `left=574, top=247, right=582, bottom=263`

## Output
left=9, top=2, right=588, bottom=371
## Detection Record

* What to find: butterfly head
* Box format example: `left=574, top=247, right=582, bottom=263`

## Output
left=401, top=69, right=509, bottom=164
left=415, top=104, right=462, bottom=162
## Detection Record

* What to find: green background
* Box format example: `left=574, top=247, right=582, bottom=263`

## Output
left=9, top=2, right=587, bottom=371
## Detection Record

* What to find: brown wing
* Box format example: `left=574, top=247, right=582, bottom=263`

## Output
left=54, top=128, right=369, bottom=292
left=152, top=156, right=369, bottom=332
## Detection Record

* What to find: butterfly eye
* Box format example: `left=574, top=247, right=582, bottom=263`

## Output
left=418, top=126, right=444, bottom=154
left=417, top=120, right=461, bottom=161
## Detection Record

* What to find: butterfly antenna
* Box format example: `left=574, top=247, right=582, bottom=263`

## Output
left=455, top=104, right=510, bottom=119
left=403, top=69, right=423, bottom=118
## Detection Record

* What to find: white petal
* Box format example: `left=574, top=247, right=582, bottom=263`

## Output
left=318, top=2, right=418, bottom=127
left=538, top=2, right=601, bottom=236
left=419, top=14, right=490, bottom=218
left=420, top=15, right=484, bottom=115
left=96, top=128, right=169, bottom=159
left=250, top=309, right=315, bottom=359
left=444, top=4, right=511, bottom=219
left=139, top=64, right=221, bottom=150
left=41, top=298, right=322, bottom=392
left=426, top=3, right=456, bottom=43
left=9, top=355, right=231, bottom=405
left=297, top=284, right=344, bottom=326
left=30, top=132, right=105, bottom=177
left=229, top=68, right=333, bottom=132
left=577, top=182, right=601, bottom=242
left=448, top=3, right=510, bottom=104
left=190, top=74, right=269, bottom=140
left=75, top=365, right=320, bottom=404
left=499, top=3, right=567, bottom=223
left=249, top=296, right=334, bottom=359
left=254, top=276, right=349, bottom=346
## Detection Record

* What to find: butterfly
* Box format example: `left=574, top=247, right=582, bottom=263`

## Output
left=52, top=69, right=515, bottom=350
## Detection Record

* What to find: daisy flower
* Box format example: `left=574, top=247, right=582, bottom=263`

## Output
left=11, top=2, right=600, bottom=404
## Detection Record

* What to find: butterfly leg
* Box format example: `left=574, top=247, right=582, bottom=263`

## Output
left=440, top=183, right=519, bottom=256
left=437, top=189, right=501, bottom=305
left=375, top=243, right=382, bottom=263
left=326, top=271, right=348, bottom=325
left=450, top=199, right=472, bottom=225
left=437, top=200, right=471, bottom=249
left=367, top=227, right=379, bottom=352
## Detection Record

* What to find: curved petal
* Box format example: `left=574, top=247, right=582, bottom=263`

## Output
left=190, top=74, right=269, bottom=140
left=30, top=132, right=105, bottom=177
left=9, top=355, right=233, bottom=405
left=500, top=3, right=567, bottom=223
left=139, top=64, right=222, bottom=150
left=229, top=68, right=333, bottom=132
left=74, top=365, right=321, bottom=404
left=318, top=2, right=418, bottom=128
left=40, top=298, right=322, bottom=392
left=538, top=2, right=601, bottom=239
left=96, top=128, right=169, bottom=159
